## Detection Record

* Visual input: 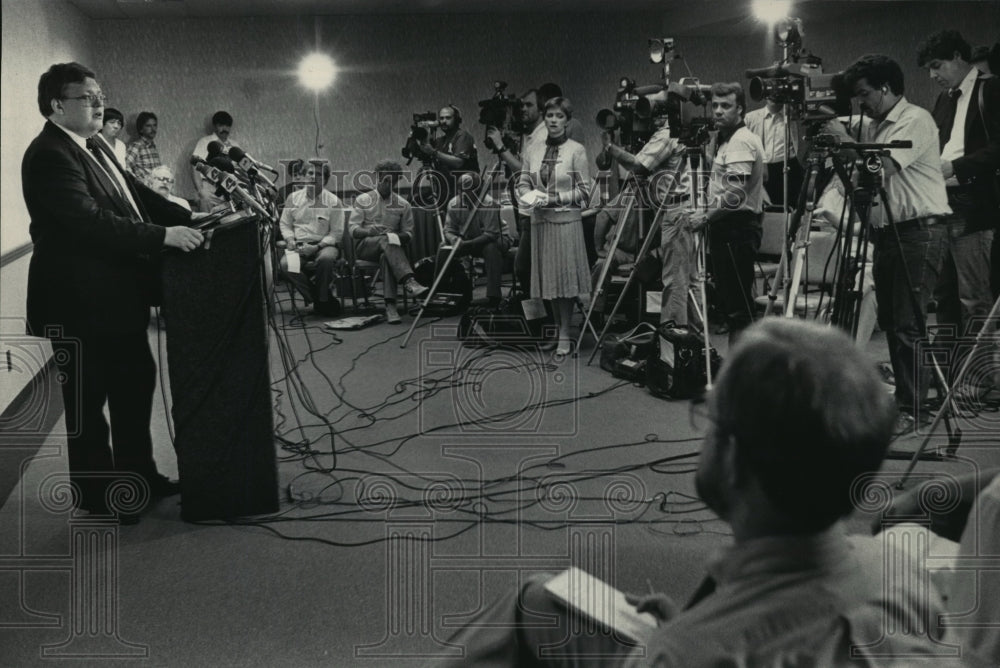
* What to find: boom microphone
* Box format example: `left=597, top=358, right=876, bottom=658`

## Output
left=227, top=147, right=278, bottom=175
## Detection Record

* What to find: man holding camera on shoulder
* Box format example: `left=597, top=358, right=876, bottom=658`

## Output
left=488, top=88, right=546, bottom=295
left=821, top=54, right=950, bottom=435
left=418, top=105, right=479, bottom=216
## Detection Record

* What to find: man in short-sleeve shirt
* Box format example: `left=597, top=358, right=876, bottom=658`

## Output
left=692, top=83, right=765, bottom=343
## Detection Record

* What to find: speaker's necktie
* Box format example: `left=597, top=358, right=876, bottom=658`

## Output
left=86, top=137, right=143, bottom=221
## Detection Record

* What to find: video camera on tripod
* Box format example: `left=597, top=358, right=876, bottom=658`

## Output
left=744, top=18, right=851, bottom=130
left=401, top=112, right=440, bottom=165
left=477, top=80, right=522, bottom=153
left=596, top=76, right=712, bottom=154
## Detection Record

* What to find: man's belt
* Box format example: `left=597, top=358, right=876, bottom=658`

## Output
left=872, top=215, right=942, bottom=239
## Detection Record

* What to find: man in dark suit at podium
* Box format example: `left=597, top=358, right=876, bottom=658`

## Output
left=22, top=62, right=204, bottom=522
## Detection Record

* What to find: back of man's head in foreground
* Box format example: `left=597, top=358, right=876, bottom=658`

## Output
left=700, top=319, right=895, bottom=532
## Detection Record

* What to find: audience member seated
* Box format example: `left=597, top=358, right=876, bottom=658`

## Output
left=278, top=161, right=347, bottom=316
left=349, top=160, right=428, bottom=324
left=146, top=165, right=191, bottom=211
left=440, top=173, right=508, bottom=310
left=430, top=319, right=977, bottom=667
left=276, top=158, right=305, bottom=210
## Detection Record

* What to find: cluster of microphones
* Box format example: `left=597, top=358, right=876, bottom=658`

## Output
left=189, top=140, right=279, bottom=218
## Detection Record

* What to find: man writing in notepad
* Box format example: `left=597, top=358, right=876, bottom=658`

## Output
left=432, top=319, right=983, bottom=666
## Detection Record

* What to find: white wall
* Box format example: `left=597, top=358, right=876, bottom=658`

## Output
left=1, top=0, right=95, bottom=259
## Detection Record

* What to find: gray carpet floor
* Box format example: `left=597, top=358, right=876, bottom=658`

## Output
left=2, top=287, right=998, bottom=667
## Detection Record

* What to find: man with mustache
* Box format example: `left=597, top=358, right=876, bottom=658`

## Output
left=824, top=54, right=951, bottom=435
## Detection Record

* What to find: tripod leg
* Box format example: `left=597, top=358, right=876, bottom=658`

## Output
left=586, top=205, right=667, bottom=365
left=576, top=184, right=639, bottom=352
left=899, top=295, right=1000, bottom=486
left=401, top=161, right=504, bottom=348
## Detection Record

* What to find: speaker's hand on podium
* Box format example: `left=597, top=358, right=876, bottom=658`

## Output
left=164, top=226, right=204, bottom=252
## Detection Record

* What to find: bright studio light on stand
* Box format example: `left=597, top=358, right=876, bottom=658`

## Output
left=298, top=53, right=337, bottom=91
left=752, top=0, right=793, bottom=24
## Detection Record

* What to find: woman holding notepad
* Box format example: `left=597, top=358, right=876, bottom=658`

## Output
left=517, top=96, right=592, bottom=356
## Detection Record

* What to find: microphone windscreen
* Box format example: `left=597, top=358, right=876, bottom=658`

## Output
left=227, top=146, right=247, bottom=162
left=206, top=140, right=225, bottom=158
left=208, top=155, right=236, bottom=174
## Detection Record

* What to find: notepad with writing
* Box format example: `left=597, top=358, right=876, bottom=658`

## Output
left=543, top=567, right=658, bottom=642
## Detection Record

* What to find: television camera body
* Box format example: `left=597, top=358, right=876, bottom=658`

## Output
left=478, top=80, right=523, bottom=154
left=746, top=59, right=850, bottom=124
left=401, top=111, right=440, bottom=165
left=597, top=76, right=713, bottom=154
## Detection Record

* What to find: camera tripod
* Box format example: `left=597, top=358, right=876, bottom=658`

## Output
left=776, top=137, right=962, bottom=454
left=576, top=171, right=648, bottom=353
left=400, top=158, right=505, bottom=349
left=583, top=143, right=715, bottom=391
left=898, top=294, right=1000, bottom=487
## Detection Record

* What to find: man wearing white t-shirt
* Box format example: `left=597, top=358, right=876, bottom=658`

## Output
left=691, top=83, right=765, bottom=344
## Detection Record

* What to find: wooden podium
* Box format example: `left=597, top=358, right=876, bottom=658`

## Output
left=160, top=214, right=279, bottom=521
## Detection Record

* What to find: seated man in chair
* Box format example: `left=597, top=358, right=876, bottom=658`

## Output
left=279, top=160, right=346, bottom=316
left=349, top=160, right=428, bottom=324
left=440, top=172, right=508, bottom=310
left=432, top=319, right=971, bottom=667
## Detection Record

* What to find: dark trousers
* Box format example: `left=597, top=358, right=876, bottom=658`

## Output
left=279, top=246, right=340, bottom=304
left=935, top=193, right=994, bottom=338
left=355, top=236, right=414, bottom=301
left=764, top=159, right=804, bottom=207
left=872, top=220, right=945, bottom=414
left=437, top=236, right=508, bottom=299
left=708, top=213, right=761, bottom=337
left=53, top=332, right=160, bottom=511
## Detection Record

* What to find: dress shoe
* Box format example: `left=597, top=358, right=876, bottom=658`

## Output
left=147, top=473, right=181, bottom=497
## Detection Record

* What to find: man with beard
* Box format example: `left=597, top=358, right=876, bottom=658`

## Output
left=428, top=319, right=974, bottom=666
left=419, top=105, right=479, bottom=215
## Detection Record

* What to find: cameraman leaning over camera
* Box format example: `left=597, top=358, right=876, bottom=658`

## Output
left=418, top=105, right=479, bottom=215
left=488, top=88, right=546, bottom=295
left=689, top=82, right=765, bottom=345
left=821, top=54, right=950, bottom=435
left=602, top=121, right=697, bottom=333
